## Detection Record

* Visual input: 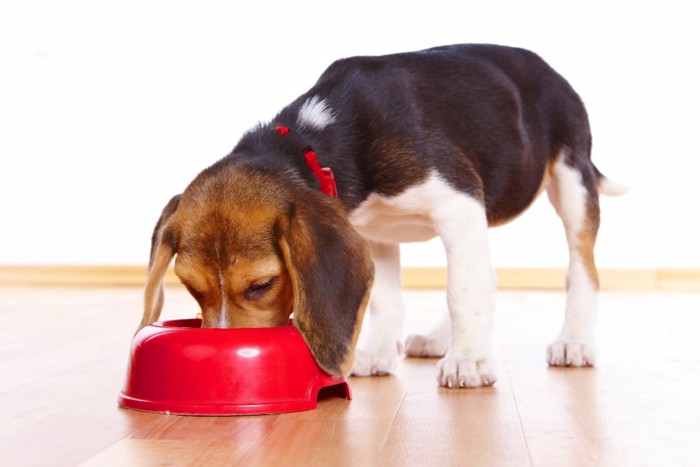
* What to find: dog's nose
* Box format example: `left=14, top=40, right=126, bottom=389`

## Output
left=199, top=313, right=225, bottom=329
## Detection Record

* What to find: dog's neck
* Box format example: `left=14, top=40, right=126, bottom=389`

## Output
left=273, top=126, right=337, bottom=198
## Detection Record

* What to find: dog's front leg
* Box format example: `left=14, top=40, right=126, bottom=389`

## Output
left=433, top=195, right=498, bottom=388
left=351, top=241, right=405, bottom=376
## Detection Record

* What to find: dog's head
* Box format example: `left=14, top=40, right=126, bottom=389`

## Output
left=139, top=164, right=373, bottom=375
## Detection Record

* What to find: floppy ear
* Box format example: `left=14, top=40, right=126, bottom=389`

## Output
left=139, top=195, right=181, bottom=332
left=275, top=194, right=374, bottom=376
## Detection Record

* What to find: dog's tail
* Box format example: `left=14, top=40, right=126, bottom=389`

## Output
left=594, top=165, right=630, bottom=196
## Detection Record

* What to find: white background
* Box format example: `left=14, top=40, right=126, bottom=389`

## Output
left=1, top=0, right=698, bottom=268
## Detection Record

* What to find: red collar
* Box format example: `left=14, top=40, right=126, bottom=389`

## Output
left=274, top=126, right=337, bottom=197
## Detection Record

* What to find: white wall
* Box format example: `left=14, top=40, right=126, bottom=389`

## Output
left=1, top=0, right=698, bottom=268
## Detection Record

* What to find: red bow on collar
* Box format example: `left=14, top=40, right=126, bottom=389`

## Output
left=274, top=126, right=338, bottom=198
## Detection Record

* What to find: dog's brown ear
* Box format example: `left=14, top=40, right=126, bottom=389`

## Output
left=275, top=195, right=374, bottom=376
left=140, top=195, right=181, bottom=332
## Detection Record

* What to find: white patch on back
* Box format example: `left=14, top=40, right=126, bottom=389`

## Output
left=297, top=96, right=336, bottom=130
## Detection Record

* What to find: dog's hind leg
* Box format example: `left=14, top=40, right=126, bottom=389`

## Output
left=545, top=153, right=601, bottom=367
left=351, top=241, right=405, bottom=376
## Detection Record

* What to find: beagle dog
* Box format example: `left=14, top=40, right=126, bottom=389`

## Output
left=139, top=44, right=625, bottom=388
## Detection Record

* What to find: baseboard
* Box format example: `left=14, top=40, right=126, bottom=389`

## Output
left=0, top=265, right=181, bottom=288
left=401, top=268, right=700, bottom=291
left=1, top=265, right=699, bottom=291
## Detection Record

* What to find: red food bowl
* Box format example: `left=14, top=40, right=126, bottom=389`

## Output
left=118, top=319, right=351, bottom=416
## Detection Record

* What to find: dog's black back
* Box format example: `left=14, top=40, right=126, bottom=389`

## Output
left=232, top=44, right=591, bottom=224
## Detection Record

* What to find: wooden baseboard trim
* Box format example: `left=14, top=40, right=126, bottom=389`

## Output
left=401, top=267, right=700, bottom=291
left=0, top=265, right=180, bottom=288
left=0, top=265, right=698, bottom=291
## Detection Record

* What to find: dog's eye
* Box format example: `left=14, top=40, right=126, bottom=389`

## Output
left=183, top=283, right=205, bottom=304
left=245, top=277, right=277, bottom=301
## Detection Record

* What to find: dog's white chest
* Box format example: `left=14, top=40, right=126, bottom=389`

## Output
left=348, top=173, right=460, bottom=244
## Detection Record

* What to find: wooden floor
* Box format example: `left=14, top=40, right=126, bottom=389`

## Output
left=1, top=286, right=699, bottom=466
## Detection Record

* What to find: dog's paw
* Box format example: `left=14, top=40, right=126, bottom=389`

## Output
left=404, top=334, right=448, bottom=358
left=547, top=340, right=597, bottom=367
left=351, top=341, right=403, bottom=377
left=437, top=354, right=497, bottom=388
